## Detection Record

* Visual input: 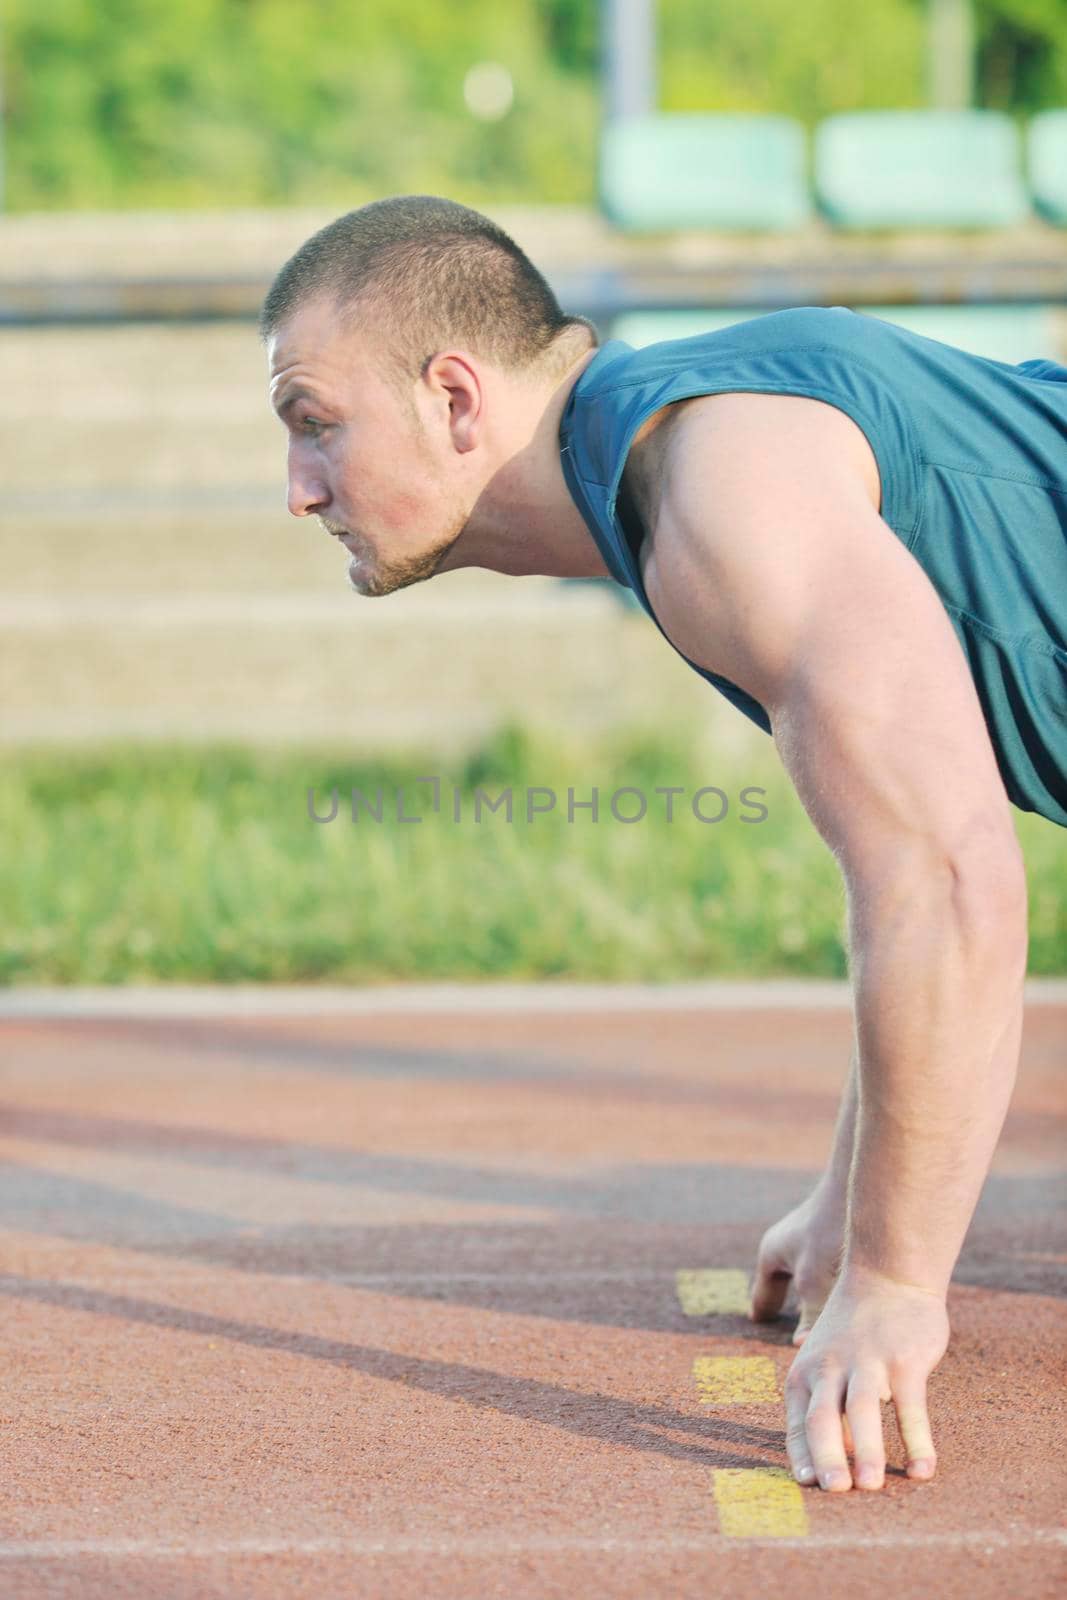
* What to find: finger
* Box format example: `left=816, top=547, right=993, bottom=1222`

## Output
left=791, top=1295, right=826, bottom=1346
left=804, top=1375, right=852, bottom=1491
left=893, top=1380, right=937, bottom=1482
left=751, top=1260, right=793, bottom=1324
left=845, top=1376, right=890, bottom=1490
left=750, top=1251, right=792, bottom=1322
left=783, top=1378, right=817, bottom=1488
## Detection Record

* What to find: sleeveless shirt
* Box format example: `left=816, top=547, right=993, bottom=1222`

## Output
left=557, top=306, right=1067, bottom=828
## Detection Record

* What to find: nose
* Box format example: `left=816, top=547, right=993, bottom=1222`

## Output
left=286, top=444, right=330, bottom=519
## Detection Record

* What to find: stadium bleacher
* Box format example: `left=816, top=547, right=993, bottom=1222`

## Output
left=598, top=107, right=1063, bottom=234
left=599, top=107, right=1066, bottom=368
left=1029, top=109, right=1067, bottom=227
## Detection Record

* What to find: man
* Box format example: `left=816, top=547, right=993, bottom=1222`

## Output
left=262, top=194, right=1066, bottom=1497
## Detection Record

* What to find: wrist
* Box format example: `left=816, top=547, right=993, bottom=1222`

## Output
left=838, top=1255, right=949, bottom=1301
left=811, top=1172, right=849, bottom=1218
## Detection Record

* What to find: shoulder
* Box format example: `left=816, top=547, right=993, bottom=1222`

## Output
left=656, top=385, right=883, bottom=522
left=639, top=389, right=889, bottom=701
left=584, top=307, right=860, bottom=394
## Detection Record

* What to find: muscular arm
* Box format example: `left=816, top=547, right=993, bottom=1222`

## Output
left=775, top=643, right=1026, bottom=1299
left=646, top=391, right=1028, bottom=1296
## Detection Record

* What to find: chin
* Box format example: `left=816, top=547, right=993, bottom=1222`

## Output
left=346, top=561, right=428, bottom=600
left=346, top=538, right=457, bottom=598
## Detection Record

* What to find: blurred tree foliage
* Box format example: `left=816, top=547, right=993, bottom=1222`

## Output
left=4, top=0, right=600, bottom=208
left=3, top=0, right=1064, bottom=211
left=659, top=0, right=928, bottom=118
left=972, top=0, right=1067, bottom=108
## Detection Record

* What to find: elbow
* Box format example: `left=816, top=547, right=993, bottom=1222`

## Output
left=947, top=829, right=1029, bottom=953
left=850, top=823, right=1029, bottom=975
left=911, top=828, right=1029, bottom=983
left=943, top=799, right=1027, bottom=906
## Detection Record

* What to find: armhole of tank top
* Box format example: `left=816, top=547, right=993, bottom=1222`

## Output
left=602, top=364, right=922, bottom=737
left=781, top=376, right=923, bottom=548
left=607, top=357, right=924, bottom=555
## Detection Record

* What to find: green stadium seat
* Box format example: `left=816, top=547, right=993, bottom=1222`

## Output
left=599, top=114, right=810, bottom=232
left=1028, top=110, right=1067, bottom=225
left=814, top=111, right=1029, bottom=229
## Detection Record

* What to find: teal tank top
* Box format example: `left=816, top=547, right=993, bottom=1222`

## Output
left=558, top=306, right=1067, bottom=828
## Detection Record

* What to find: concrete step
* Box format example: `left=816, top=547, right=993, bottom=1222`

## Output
left=0, top=592, right=755, bottom=753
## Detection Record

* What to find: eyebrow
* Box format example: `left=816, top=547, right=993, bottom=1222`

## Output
left=272, top=385, right=318, bottom=421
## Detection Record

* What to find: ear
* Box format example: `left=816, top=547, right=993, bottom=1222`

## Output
left=420, top=352, right=484, bottom=454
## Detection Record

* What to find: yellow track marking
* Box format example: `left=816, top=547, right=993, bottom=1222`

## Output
left=712, top=1468, right=810, bottom=1538
left=692, top=1355, right=780, bottom=1404
left=675, top=1268, right=750, bottom=1316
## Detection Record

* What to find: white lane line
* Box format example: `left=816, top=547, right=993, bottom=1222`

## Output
left=0, top=1270, right=739, bottom=1285
left=2, top=980, right=1063, bottom=1018
left=0, top=979, right=855, bottom=1016
left=0, top=1531, right=1062, bottom=1558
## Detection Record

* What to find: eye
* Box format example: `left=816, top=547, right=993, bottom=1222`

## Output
left=301, top=417, right=326, bottom=437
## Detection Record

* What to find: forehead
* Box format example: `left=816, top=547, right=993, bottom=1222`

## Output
left=267, top=296, right=382, bottom=404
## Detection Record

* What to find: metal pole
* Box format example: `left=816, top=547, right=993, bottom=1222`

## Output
left=927, top=0, right=975, bottom=109
left=600, top=0, right=657, bottom=121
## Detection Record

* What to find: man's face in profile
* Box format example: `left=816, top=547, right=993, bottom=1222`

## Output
left=267, top=297, right=469, bottom=597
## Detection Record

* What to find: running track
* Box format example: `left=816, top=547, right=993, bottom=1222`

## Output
left=1, top=983, right=1064, bottom=1598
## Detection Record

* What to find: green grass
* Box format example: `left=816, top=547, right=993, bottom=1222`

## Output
left=2, top=724, right=1064, bottom=984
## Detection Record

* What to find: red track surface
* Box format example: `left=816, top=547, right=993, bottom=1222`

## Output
left=1, top=999, right=1064, bottom=1597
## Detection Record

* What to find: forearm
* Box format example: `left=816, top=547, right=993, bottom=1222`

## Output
left=818, top=1043, right=859, bottom=1208
left=842, top=854, right=1028, bottom=1298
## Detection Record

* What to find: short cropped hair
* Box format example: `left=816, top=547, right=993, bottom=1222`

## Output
left=259, top=194, right=597, bottom=383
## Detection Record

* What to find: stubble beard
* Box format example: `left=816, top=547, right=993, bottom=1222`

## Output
left=345, top=501, right=471, bottom=598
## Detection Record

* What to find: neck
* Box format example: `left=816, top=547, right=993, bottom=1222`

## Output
left=435, top=345, right=612, bottom=580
